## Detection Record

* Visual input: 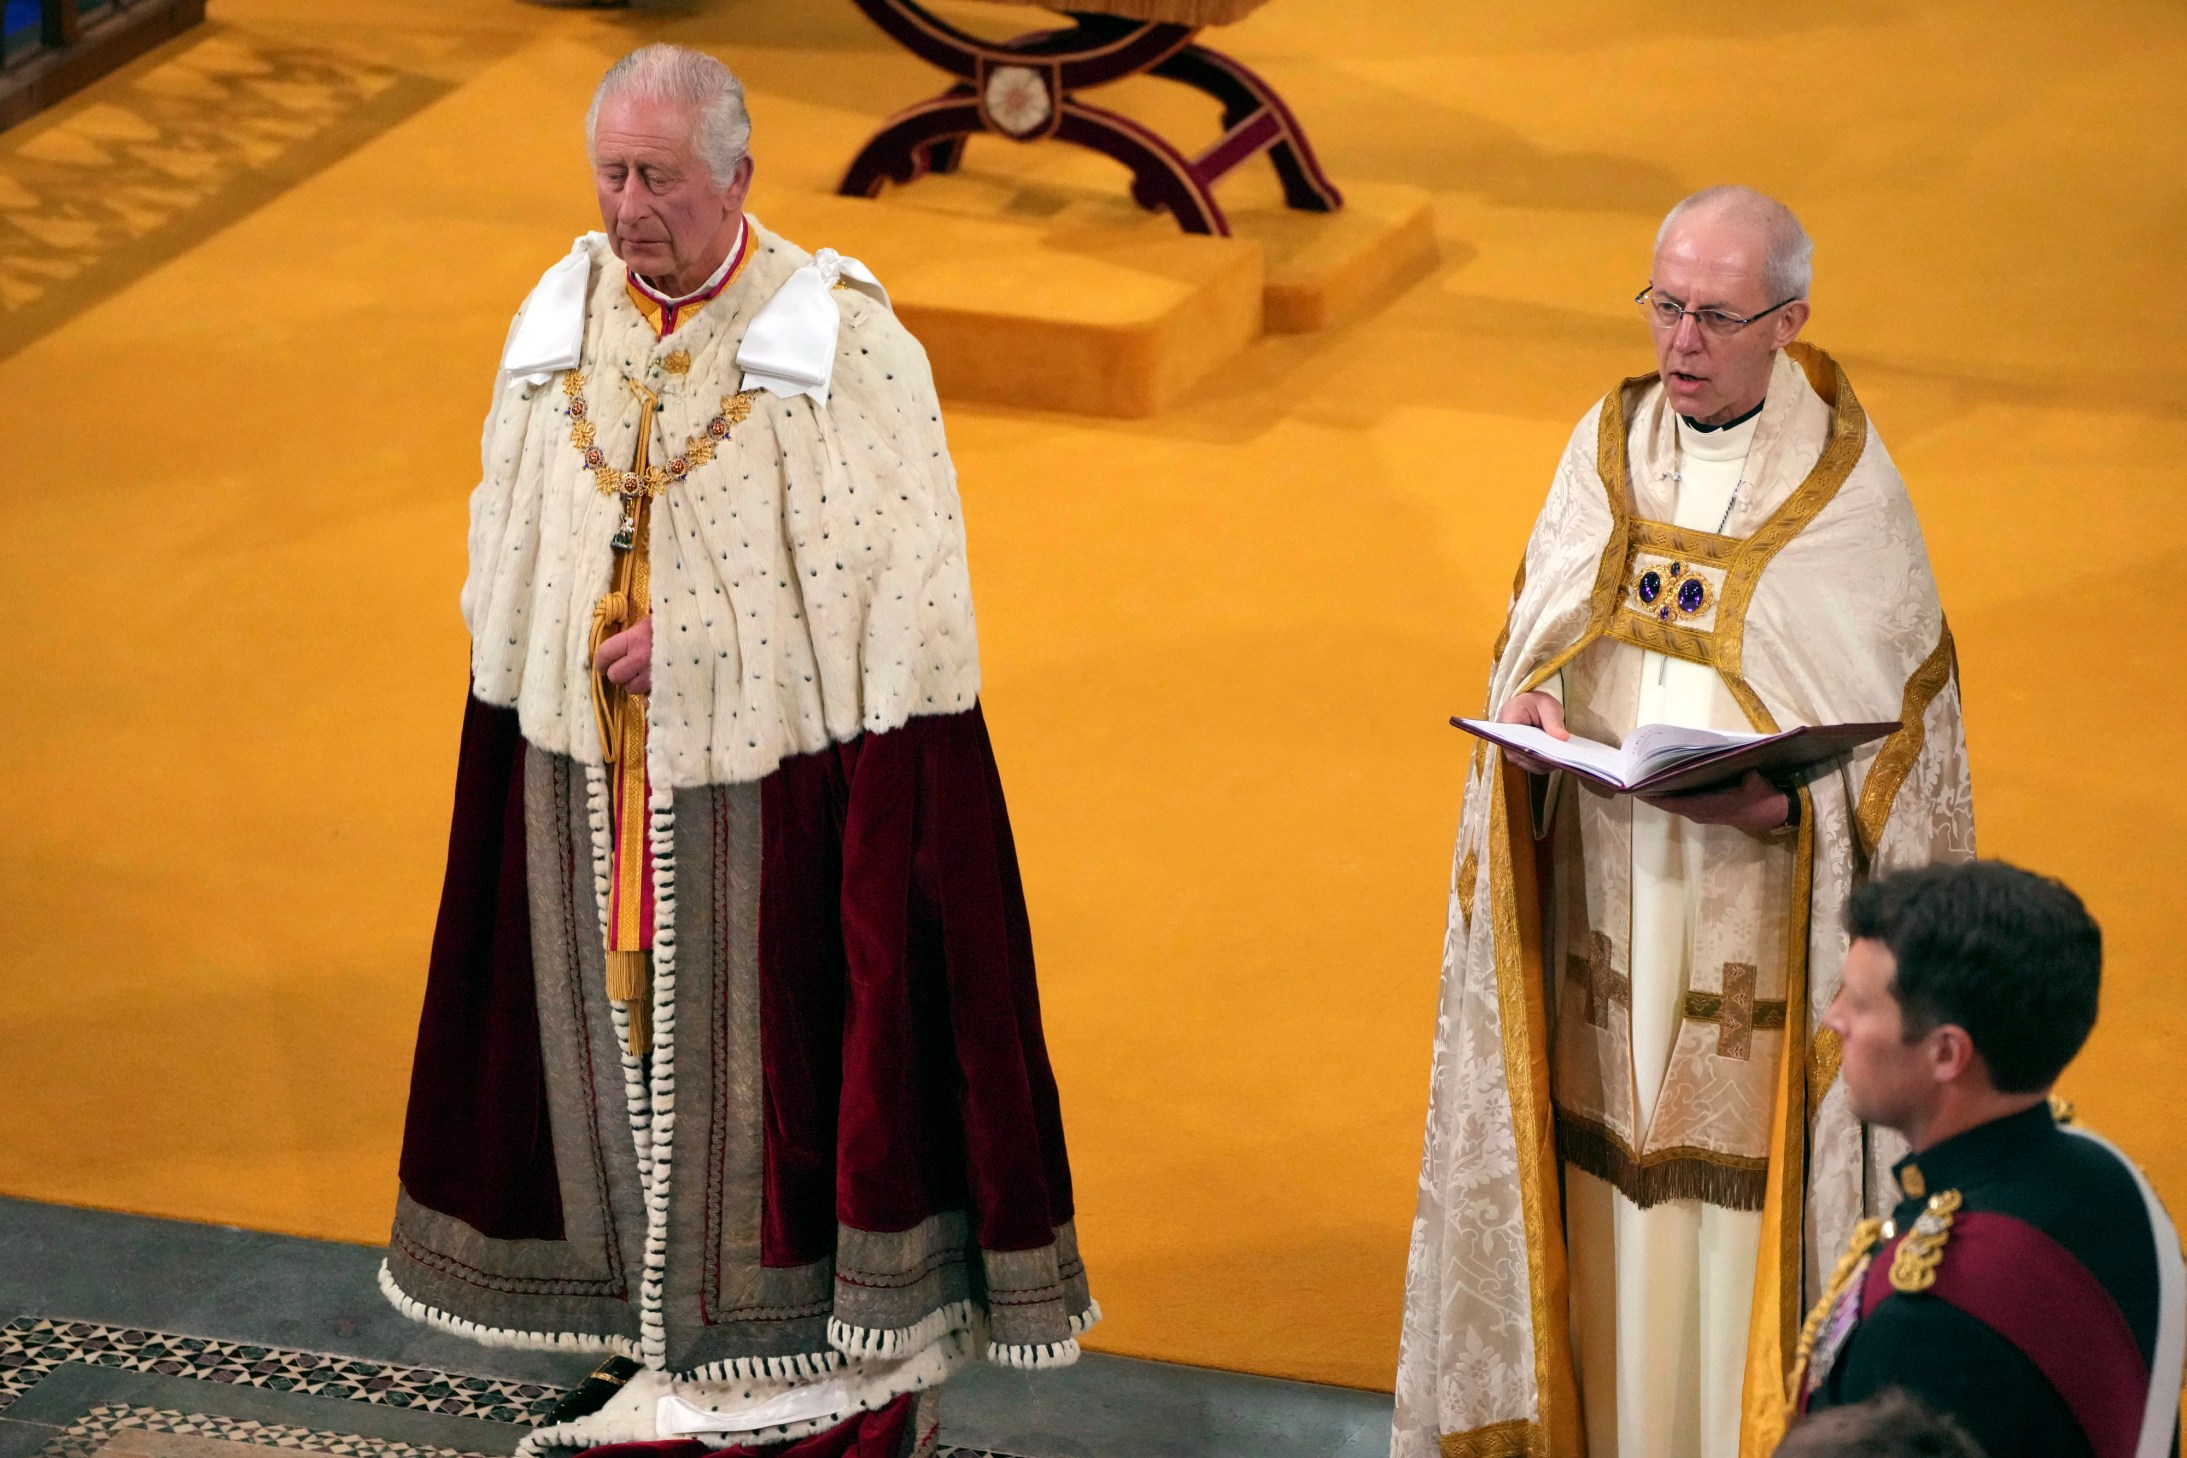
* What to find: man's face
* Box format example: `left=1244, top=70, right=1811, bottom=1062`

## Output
left=591, top=93, right=752, bottom=289
left=1647, top=210, right=1808, bottom=424
left=1822, top=937, right=1940, bottom=1131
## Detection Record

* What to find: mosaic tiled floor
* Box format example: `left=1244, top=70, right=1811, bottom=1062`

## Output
left=0, top=1320, right=560, bottom=1427
left=0, top=24, right=453, bottom=355
left=34, top=1405, right=480, bottom=1458
left=0, top=1320, right=1016, bottom=1458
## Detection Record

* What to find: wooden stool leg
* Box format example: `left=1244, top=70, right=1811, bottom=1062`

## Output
left=917, top=84, right=975, bottom=175
left=843, top=87, right=1228, bottom=235
left=1056, top=99, right=1228, bottom=235
left=839, top=92, right=984, bottom=196
left=1152, top=44, right=1342, bottom=212
left=923, top=134, right=970, bottom=175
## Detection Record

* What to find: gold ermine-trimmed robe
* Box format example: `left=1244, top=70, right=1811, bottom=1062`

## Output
left=1391, top=344, right=1974, bottom=1458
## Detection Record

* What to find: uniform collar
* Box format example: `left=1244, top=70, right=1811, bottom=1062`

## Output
left=1891, top=1102, right=2055, bottom=1208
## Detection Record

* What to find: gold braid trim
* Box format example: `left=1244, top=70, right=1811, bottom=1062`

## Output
left=1524, top=343, right=1868, bottom=729
left=1489, top=557, right=1527, bottom=669
left=1488, top=764, right=1583, bottom=1453
left=1514, top=386, right=1644, bottom=698
left=1783, top=1216, right=1884, bottom=1406
left=1854, top=621, right=1957, bottom=860
left=1737, top=795, right=1816, bottom=1457
left=1710, top=343, right=1867, bottom=715
left=1810, top=1026, right=1844, bottom=1108
left=1889, top=1189, right=1962, bottom=1293
left=1440, top=1418, right=1545, bottom=1458
left=1606, top=610, right=1715, bottom=665
left=1631, top=518, right=1740, bottom=566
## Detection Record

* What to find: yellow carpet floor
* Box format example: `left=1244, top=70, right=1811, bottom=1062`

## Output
left=1, top=0, right=2183, bottom=1394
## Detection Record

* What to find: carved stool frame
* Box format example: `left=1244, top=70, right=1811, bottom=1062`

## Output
left=837, top=1, right=1343, bottom=237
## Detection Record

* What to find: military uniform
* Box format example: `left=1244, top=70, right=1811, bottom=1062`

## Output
left=1795, top=1102, right=2184, bottom=1458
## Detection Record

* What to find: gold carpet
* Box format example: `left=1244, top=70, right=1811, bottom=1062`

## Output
left=2, top=0, right=2183, bottom=1394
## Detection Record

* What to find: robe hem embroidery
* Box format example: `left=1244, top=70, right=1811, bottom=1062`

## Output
left=378, top=1262, right=638, bottom=1357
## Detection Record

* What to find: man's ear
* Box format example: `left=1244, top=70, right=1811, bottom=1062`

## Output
left=724, top=154, right=755, bottom=213
left=1773, top=300, right=1810, bottom=348
left=1928, top=1023, right=1980, bottom=1085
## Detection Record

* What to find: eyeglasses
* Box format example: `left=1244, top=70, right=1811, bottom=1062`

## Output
left=1635, top=286, right=1799, bottom=339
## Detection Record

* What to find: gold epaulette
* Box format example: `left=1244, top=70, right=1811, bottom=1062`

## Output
left=1889, top=1189, right=1963, bottom=1293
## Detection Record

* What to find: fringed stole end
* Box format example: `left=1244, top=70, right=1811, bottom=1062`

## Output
left=1555, top=1111, right=1769, bottom=1213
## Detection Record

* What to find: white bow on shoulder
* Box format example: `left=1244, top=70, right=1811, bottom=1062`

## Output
left=500, top=233, right=600, bottom=386
left=736, top=246, right=890, bottom=408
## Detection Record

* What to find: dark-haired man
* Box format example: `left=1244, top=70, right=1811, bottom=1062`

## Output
left=1774, top=1390, right=1980, bottom=1458
left=1792, top=860, right=2185, bottom=1458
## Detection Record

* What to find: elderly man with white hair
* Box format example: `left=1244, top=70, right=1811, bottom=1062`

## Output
left=379, top=45, right=1095, bottom=1458
left=1392, top=187, right=1975, bottom=1458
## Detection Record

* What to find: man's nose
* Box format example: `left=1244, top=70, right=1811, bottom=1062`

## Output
left=1670, top=311, right=1706, bottom=352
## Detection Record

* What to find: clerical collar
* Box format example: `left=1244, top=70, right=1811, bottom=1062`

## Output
left=1674, top=399, right=1761, bottom=464
left=1681, top=397, right=1765, bottom=434
left=1889, top=1101, right=2055, bottom=1208
left=627, top=218, right=750, bottom=338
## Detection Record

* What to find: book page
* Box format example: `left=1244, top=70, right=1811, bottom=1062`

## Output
left=1620, top=722, right=1769, bottom=782
left=1460, top=720, right=1631, bottom=786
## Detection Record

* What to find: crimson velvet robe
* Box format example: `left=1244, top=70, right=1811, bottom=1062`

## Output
left=387, top=690, right=1090, bottom=1377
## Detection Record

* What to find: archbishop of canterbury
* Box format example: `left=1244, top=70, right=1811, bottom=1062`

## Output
left=1393, top=188, right=1973, bottom=1458
left=378, top=44, right=1095, bottom=1454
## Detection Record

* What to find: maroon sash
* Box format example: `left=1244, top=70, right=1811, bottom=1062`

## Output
left=1861, top=1210, right=2146, bottom=1458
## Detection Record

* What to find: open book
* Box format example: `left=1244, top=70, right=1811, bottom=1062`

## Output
left=1451, top=717, right=1900, bottom=797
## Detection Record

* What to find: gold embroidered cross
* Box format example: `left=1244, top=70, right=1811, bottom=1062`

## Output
left=1718, top=961, right=1759, bottom=1059
left=1571, top=931, right=1627, bottom=1029
left=1682, top=963, right=1787, bottom=1061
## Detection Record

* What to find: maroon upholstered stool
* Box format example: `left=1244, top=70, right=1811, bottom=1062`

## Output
left=837, top=0, right=1341, bottom=236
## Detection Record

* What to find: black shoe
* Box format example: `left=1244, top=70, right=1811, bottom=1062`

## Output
left=539, top=1355, right=643, bottom=1427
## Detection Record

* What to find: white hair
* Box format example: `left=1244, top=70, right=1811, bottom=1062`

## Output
left=586, top=44, right=752, bottom=187
left=1654, top=185, right=1813, bottom=301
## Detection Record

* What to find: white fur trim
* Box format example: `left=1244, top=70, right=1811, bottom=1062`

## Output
left=826, top=1297, right=978, bottom=1363
left=636, top=743, right=681, bottom=1369
left=462, top=225, right=981, bottom=791
left=986, top=1299, right=1102, bottom=1371
left=376, top=1261, right=635, bottom=1357
left=515, top=1326, right=974, bottom=1455
left=587, top=763, right=655, bottom=1194
left=986, top=1337, right=1080, bottom=1371
left=684, top=1349, right=844, bottom=1382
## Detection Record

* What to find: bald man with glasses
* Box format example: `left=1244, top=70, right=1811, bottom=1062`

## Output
left=1393, top=187, right=1975, bottom=1458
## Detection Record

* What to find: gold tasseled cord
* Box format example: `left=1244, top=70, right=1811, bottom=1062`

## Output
left=607, top=949, right=650, bottom=1055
